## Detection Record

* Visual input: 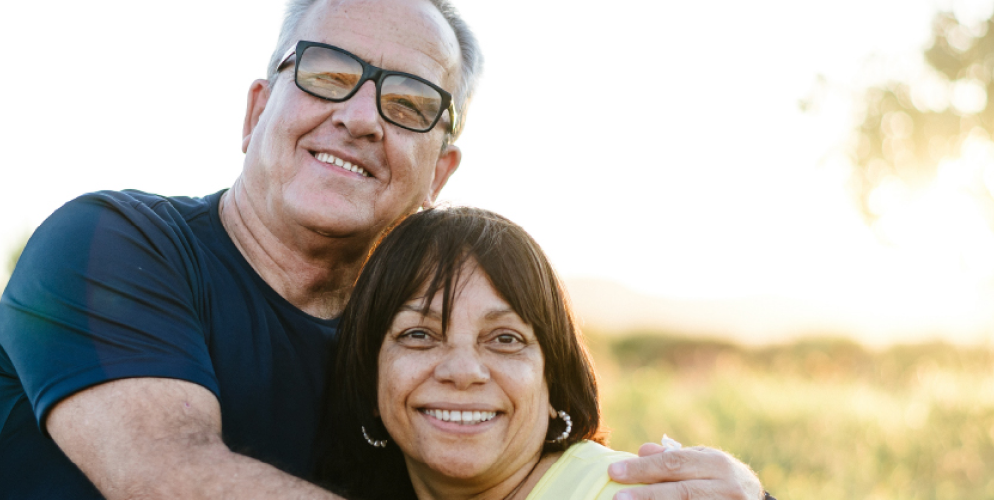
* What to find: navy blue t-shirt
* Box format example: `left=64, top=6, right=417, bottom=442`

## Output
left=0, top=190, right=339, bottom=498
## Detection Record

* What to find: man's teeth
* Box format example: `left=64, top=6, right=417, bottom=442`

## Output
left=422, top=409, right=498, bottom=425
left=314, top=152, right=370, bottom=177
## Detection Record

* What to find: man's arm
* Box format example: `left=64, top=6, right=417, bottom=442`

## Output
left=48, top=377, right=339, bottom=500
left=607, top=443, right=764, bottom=500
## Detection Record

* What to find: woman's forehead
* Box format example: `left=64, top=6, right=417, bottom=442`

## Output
left=400, top=263, right=528, bottom=320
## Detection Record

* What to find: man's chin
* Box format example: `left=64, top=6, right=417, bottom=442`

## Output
left=281, top=192, right=423, bottom=245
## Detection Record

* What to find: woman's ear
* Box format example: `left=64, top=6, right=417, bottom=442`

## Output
left=548, top=403, right=557, bottom=419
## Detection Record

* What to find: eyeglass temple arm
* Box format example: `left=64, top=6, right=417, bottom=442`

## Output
left=277, top=46, right=297, bottom=71
left=448, top=101, right=459, bottom=137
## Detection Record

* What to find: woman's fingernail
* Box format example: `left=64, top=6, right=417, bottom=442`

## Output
left=615, top=492, right=633, bottom=500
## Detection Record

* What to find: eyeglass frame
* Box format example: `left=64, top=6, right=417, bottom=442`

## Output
left=277, top=40, right=459, bottom=136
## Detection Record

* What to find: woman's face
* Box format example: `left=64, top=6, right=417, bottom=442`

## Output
left=377, top=262, right=556, bottom=485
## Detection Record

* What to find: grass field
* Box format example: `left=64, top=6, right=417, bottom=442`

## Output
left=586, top=333, right=994, bottom=500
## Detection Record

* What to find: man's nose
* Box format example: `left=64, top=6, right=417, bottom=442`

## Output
left=333, top=80, right=384, bottom=141
left=434, top=343, right=490, bottom=389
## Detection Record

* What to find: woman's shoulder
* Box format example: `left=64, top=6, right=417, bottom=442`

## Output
left=562, top=440, right=636, bottom=462
left=526, top=441, right=643, bottom=500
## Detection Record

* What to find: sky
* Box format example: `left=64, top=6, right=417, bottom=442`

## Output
left=3, top=0, right=994, bottom=345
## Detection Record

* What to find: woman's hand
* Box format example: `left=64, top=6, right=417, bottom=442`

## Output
left=607, top=443, right=764, bottom=500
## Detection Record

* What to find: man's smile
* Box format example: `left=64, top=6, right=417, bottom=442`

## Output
left=312, top=151, right=372, bottom=177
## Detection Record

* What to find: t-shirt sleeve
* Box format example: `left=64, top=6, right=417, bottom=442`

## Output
left=526, top=441, right=645, bottom=500
left=0, top=192, right=219, bottom=432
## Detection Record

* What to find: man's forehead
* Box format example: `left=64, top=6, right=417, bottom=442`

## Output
left=295, top=0, right=460, bottom=84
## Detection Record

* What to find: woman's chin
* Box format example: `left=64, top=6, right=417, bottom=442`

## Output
left=406, top=437, right=542, bottom=490
left=413, top=435, right=500, bottom=474
left=422, top=455, right=493, bottom=481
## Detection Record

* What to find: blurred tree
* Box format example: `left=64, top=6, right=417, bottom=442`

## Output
left=851, top=11, right=994, bottom=222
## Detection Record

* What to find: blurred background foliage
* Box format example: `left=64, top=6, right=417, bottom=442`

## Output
left=851, top=9, right=994, bottom=225
left=5, top=236, right=23, bottom=277
left=1, top=232, right=27, bottom=290
left=588, top=331, right=994, bottom=500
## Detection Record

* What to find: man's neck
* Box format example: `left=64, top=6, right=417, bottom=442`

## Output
left=219, top=186, right=369, bottom=320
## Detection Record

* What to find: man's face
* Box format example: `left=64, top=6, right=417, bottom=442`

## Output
left=240, top=0, right=462, bottom=245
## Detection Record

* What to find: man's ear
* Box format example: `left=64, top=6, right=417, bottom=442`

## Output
left=242, top=79, right=271, bottom=153
left=424, top=144, right=461, bottom=206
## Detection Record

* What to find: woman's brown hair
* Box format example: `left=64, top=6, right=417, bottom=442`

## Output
left=316, top=207, right=600, bottom=499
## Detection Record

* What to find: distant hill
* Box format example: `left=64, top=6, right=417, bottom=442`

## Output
left=561, top=276, right=994, bottom=346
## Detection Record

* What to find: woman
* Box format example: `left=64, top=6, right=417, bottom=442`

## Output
left=317, top=207, right=648, bottom=500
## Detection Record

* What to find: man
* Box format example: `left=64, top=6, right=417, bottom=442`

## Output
left=0, top=0, right=765, bottom=499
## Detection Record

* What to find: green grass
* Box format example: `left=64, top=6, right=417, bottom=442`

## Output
left=588, top=333, right=994, bottom=500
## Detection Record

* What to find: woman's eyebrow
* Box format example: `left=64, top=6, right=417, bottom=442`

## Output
left=398, top=303, right=442, bottom=319
left=483, top=308, right=517, bottom=320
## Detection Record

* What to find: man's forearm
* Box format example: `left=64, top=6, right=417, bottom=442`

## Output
left=47, top=378, right=340, bottom=500
left=88, top=440, right=339, bottom=500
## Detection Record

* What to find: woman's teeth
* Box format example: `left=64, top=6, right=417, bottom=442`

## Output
left=314, top=152, right=370, bottom=177
left=422, top=409, right=497, bottom=425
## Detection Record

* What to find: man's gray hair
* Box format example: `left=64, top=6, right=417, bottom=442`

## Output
left=265, top=0, right=483, bottom=142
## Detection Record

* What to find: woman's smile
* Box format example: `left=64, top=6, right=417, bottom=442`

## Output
left=415, top=407, right=504, bottom=437
left=419, top=408, right=499, bottom=425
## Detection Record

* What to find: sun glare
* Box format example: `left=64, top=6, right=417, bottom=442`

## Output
left=870, top=133, right=994, bottom=283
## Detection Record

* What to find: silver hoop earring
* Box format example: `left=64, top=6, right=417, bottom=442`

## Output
left=546, top=410, right=572, bottom=444
left=362, top=426, right=388, bottom=448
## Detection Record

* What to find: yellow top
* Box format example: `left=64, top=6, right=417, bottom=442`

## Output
left=525, top=441, right=646, bottom=500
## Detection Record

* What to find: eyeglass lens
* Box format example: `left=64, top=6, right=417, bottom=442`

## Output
left=297, top=45, right=444, bottom=131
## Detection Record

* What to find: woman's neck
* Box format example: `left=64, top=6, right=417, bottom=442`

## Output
left=408, top=452, right=564, bottom=500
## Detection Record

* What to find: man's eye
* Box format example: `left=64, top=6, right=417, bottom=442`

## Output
left=381, top=96, right=430, bottom=126
left=316, top=71, right=359, bottom=87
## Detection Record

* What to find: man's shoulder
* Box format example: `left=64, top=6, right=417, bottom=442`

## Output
left=7, top=189, right=227, bottom=310
left=66, top=189, right=220, bottom=223
left=36, top=189, right=227, bottom=255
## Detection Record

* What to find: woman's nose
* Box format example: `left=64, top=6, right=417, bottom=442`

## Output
left=434, top=344, right=490, bottom=389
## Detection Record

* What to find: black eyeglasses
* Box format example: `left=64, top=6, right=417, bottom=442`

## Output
left=278, top=40, right=458, bottom=135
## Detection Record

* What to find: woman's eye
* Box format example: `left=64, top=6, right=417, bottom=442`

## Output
left=488, top=332, right=526, bottom=351
left=401, top=329, right=431, bottom=340
left=395, top=328, right=441, bottom=349
left=496, top=334, right=519, bottom=344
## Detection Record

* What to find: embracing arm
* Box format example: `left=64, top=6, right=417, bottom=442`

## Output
left=47, top=377, right=340, bottom=500
left=607, top=443, right=764, bottom=500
